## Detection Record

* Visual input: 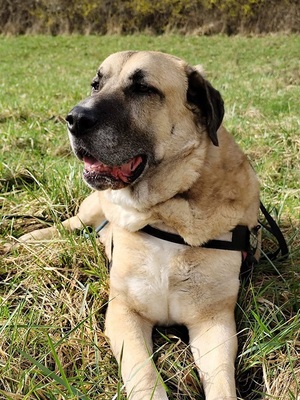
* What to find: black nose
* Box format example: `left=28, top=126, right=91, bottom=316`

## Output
left=66, top=105, right=98, bottom=136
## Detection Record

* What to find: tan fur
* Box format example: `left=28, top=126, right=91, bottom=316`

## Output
left=11, top=51, right=260, bottom=399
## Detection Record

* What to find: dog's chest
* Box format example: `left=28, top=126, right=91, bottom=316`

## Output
left=110, top=232, right=212, bottom=326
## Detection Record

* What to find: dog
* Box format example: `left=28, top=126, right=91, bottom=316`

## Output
left=14, top=51, right=260, bottom=399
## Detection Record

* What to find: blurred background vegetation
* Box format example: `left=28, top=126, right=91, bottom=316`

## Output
left=0, top=0, right=299, bottom=35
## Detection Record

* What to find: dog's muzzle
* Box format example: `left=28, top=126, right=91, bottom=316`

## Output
left=66, top=97, right=151, bottom=190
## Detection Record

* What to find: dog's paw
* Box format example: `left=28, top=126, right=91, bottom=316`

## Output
left=3, top=226, right=60, bottom=253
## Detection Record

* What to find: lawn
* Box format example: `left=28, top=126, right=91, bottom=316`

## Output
left=0, top=35, right=299, bottom=399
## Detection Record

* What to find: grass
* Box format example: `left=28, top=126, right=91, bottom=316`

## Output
left=0, top=34, right=299, bottom=399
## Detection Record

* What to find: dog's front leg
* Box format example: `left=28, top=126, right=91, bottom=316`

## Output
left=105, top=298, right=168, bottom=400
left=188, top=312, right=238, bottom=400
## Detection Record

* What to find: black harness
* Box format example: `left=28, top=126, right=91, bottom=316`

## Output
left=95, top=202, right=288, bottom=281
left=141, top=224, right=259, bottom=281
left=141, top=224, right=250, bottom=251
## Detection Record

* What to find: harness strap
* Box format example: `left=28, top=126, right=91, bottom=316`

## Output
left=259, top=201, right=289, bottom=260
left=95, top=219, right=109, bottom=233
left=96, top=221, right=253, bottom=275
left=141, top=224, right=250, bottom=252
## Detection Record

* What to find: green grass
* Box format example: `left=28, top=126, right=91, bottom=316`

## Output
left=0, top=35, right=299, bottom=399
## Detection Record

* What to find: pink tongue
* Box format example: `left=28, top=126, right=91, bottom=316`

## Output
left=83, top=155, right=143, bottom=182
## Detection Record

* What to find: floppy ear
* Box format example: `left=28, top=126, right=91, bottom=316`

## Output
left=186, top=67, right=224, bottom=146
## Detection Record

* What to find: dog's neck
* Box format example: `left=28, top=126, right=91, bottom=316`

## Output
left=129, top=139, right=210, bottom=210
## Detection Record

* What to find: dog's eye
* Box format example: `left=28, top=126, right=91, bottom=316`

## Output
left=91, top=79, right=100, bottom=92
left=133, top=83, right=157, bottom=95
left=91, top=72, right=104, bottom=92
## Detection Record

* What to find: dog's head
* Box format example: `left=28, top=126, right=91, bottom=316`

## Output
left=66, top=51, right=224, bottom=190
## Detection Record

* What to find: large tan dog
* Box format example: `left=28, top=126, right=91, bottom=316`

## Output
left=17, top=51, right=260, bottom=399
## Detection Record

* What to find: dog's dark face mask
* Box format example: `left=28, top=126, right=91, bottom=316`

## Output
left=66, top=93, right=154, bottom=190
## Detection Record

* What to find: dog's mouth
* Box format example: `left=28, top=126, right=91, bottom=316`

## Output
left=77, top=149, right=147, bottom=190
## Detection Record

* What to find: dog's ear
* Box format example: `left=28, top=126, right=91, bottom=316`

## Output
left=186, top=66, right=224, bottom=146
